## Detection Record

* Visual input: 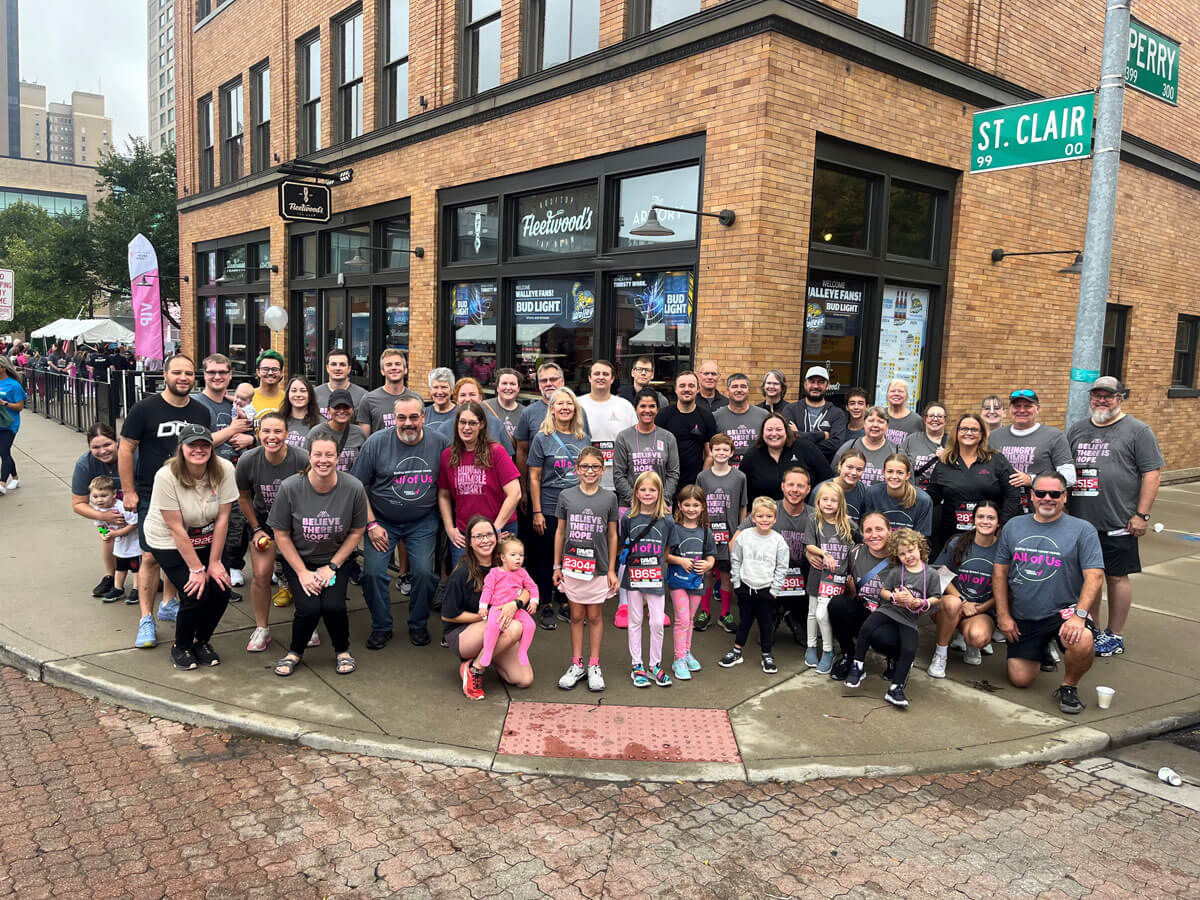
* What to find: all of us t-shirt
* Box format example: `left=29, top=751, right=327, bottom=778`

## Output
left=995, top=512, right=1104, bottom=620
left=436, top=443, right=520, bottom=532
left=120, top=395, right=214, bottom=493
left=555, top=485, right=619, bottom=581
left=350, top=427, right=448, bottom=524
left=267, top=471, right=369, bottom=566
left=933, top=534, right=997, bottom=604
left=527, top=430, right=590, bottom=518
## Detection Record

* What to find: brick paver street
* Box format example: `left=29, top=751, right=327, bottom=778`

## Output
left=1, top=665, right=1196, bottom=899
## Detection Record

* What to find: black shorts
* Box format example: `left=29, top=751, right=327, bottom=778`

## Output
left=1007, top=614, right=1096, bottom=661
left=115, top=555, right=141, bottom=573
left=716, top=559, right=731, bottom=574
left=136, top=497, right=153, bottom=553
left=1098, top=531, right=1141, bottom=577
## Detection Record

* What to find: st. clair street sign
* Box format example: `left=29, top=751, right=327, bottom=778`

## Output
left=970, top=92, right=1094, bottom=174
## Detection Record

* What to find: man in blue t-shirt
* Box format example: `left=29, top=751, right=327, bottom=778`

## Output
left=993, top=472, right=1104, bottom=714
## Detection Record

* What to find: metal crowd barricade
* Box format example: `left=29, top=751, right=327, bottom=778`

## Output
left=18, top=366, right=164, bottom=433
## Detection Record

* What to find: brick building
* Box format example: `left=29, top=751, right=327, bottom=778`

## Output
left=175, top=0, right=1200, bottom=476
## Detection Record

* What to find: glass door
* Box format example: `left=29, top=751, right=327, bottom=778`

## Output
left=349, top=289, right=371, bottom=387
left=802, top=271, right=869, bottom=401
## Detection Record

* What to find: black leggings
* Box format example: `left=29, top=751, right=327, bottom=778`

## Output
left=0, top=428, right=15, bottom=481
left=151, top=545, right=231, bottom=648
left=854, top=612, right=918, bottom=685
left=735, top=586, right=776, bottom=654
left=829, top=595, right=904, bottom=659
left=283, top=564, right=351, bottom=655
left=528, top=512, right=560, bottom=608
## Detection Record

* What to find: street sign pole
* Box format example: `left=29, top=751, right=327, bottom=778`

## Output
left=1065, top=0, right=1131, bottom=428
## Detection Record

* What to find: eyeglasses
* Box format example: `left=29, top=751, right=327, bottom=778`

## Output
left=576, top=464, right=603, bottom=471
left=925, top=413, right=945, bottom=420
left=957, top=426, right=982, bottom=434
left=632, top=366, right=652, bottom=374
left=1032, top=489, right=1064, bottom=499
left=204, top=370, right=230, bottom=377
left=396, top=414, right=423, bottom=423
left=258, top=366, right=281, bottom=374
left=470, top=532, right=496, bottom=542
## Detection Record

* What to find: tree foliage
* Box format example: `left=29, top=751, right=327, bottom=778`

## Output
left=0, top=204, right=97, bottom=336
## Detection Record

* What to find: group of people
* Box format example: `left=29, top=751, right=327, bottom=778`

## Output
left=62, top=347, right=1162, bottom=716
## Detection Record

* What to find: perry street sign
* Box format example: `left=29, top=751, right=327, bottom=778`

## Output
left=970, top=92, right=1094, bottom=174
left=1126, top=18, right=1180, bottom=105
left=278, top=181, right=332, bottom=222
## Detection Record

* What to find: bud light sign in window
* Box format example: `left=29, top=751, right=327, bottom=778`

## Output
left=514, top=185, right=597, bottom=256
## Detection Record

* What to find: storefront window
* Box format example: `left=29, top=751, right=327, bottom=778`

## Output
left=249, top=241, right=271, bottom=280
left=223, top=296, right=248, bottom=373
left=292, top=233, right=317, bottom=277
left=385, top=286, right=410, bottom=352
left=350, top=289, right=371, bottom=376
left=613, top=269, right=693, bottom=388
left=810, top=165, right=871, bottom=250
left=615, top=165, right=700, bottom=248
left=803, top=273, right=868, bottom=397
left=449, top=280, right=499, bottom=388
left=512, top=276, right=594, bottom=390
left=450, top=200, right=499, bottom=262
left=202, top=296, right=217, bottom=359
left=197, top=251, right=218, bottom=286
left=887, top=183, right=935, bottom=259
left=514, top=185, right=597, bottom=256
left=298, top=290, right=319, bottom=382
left=218, top=245, right=246, bottom=283
left=327, top=225, right=371, bottom=274
left=379, top=217, right=411, bottom=270
left=252, top=295, right=271, bottom=363
left=324, top=290, right=346, bottom=363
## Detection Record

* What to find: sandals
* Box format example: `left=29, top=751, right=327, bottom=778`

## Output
left=274, top=655, right=301, bottom=677
left=335, top=654, right=357, bottom=675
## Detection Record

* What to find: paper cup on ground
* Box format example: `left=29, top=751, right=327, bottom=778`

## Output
left=1096, top=686, right=1115, bottom=709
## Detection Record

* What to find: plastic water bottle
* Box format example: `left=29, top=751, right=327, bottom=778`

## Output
left=1159, top=767, right=1183, bottom=787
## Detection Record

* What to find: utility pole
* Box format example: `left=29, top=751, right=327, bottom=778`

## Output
left=1065, top=0, right=1131, bottom=428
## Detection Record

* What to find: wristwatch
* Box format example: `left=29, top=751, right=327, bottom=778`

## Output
left=1136, top=512, right=1151, bottom=521
left=1074, top=607, right=1088, bottom=619
left=327, top=560, right=340, bottom=572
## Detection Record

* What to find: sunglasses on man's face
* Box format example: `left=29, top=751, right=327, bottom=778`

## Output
left=1033, top=489, right=1064, bottom=499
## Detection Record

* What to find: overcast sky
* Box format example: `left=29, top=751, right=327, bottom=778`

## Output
left=18, top=0, right=148, bottom=147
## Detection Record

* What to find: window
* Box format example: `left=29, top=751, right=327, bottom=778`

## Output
left=612, top=269, right=693, bottom=387
left=1101, top=304, right=1129, bottom=381
left=196, top=233, right=273, bottom=373
left=220, top=79, right=243, bottom=183
left=463, top=0, right=501, bottom=96
left=378, top=217, right=412, bottom=270
left=615, top=165, right=700, bottom=248
left=449, top=200, right=499, bottom=262
left=167, top=24, right=173, bottom=41
left=449, top=281, right=499, bottom=386
left=336, top=8, right=364, bottom=142
left=385, top=286, right=409, bottom=351
left=380, top=0, right=409, bottom=124
left=512, top=276, right=595, bottom=388
left=292, top=233, right=317, bottom=277
left=1172, top=316, right=1199, bottom=388
left=298, top=33, right=322, bottom=154
left=197, top=95, right=214, bottom=191
left=218, top=246, right=246, bottom=283
left=168, top=46, right=174, bottom=62
left=887, top=183, right=935, bottom=259
left=810, top=165, right=870, bottom=250
left=533, top=0, right=599, bottom=71
left=168, top=68, right=174, bottom=83
left=857, top=0, right=930, bottom=43
left=251, top=62, right=271, bottom=173
left=249, top=242, right=271, bottom=281
left=631, top=0, right=699, bottom=34
left=326, top=224, right=372, bottom=275
left=167, top=87, right=174, bottom=103
left=513, top=185, right=597, bottom=256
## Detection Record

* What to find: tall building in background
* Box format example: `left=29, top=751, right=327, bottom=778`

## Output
left=147, top=0, right=175, bottom=149
left=0, top=0, right=20, bottom=157
left=18, top=83, right=112, bottom=165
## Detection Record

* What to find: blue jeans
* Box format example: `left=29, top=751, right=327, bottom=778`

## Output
left=363, top=514, right=438, bottom=632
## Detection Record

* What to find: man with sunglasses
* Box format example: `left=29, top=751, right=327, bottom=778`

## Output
left=993, top=472, right=1104, bottom=714
left=1066, top=377, right=1163, bottom=657
left=990, top=389, right=1075, bottom=514
left=352, top=395, right=449, bottom=648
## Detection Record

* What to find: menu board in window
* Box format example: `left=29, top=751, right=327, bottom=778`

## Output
left=875, top=284, right=930, bottom=406
left=514, top=185, right=597, bottom=256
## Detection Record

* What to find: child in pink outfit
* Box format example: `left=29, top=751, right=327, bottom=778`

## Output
left=477, top=536, right=539, bottom=667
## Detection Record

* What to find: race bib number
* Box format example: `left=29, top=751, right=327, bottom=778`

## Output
left=711, top=521, right=730, bottom=545
left=187, top=523, right=215, bottom=548
left=955, top=501, right=978, bottom=530
left=593, top=440, right=615, bottom=465
left=865, top=599, right=879, bottom=612
left=777, top=567, right=806, bottom=598
left=818, top=572, right=846, bottom=598
left=562, top=548, right=597, bottom=580
left=628, top=555, right=663, bottom=590
left=1019, top=488, right=1031, bottom=515
left=1073, top=467, right=1100, bottom=497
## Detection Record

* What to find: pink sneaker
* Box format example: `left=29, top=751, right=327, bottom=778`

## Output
left=614, top=604, right=628, bottom=629
left=307, top=631, right=320, bottom=647
left=246, top=626, right=271, bottom=652
left=663, top=612, right=672, bottom=627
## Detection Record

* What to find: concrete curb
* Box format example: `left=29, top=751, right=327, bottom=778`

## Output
left=4, top=646, right=1163, bottom=784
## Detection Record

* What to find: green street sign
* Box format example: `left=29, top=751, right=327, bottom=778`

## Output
left=970, top=93, right=1094, bottom=174
left=1126, top=18, right=1180, bottom=105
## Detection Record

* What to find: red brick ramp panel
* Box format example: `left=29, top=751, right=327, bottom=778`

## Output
left=498, top=701, right=741, bottom=763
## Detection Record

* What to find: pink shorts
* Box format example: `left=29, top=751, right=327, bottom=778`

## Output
left=561, top=574, right=610, bottom=605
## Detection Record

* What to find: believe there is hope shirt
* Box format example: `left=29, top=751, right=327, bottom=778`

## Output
left=350, top=426, right=448, bottom=525
left=556, top=484, right=619, bottom=581
left=995, top=512, right=1104, bottom=621
left=713, top=405, right=769, bottom=467
left=1066, top=414, right=1164, bottom=534
left=436, top=443, right=520, bottom=532
left=267, top=471, right=369, bottom=566
left=235, top=444, right=310, bottom=523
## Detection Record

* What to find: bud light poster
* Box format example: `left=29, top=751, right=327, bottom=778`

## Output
left=615, top=270, right=694, bottom=327
left=513, top=277, right=595, bottom=326
left=662, top=273, right=692, bottom=327
left=452, top=282, right=496, bottom=325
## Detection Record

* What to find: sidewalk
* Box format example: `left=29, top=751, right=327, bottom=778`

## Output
left=3, top=412, right=1199, bottom=783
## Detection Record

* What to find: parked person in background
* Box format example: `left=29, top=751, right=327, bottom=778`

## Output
left=882, top=379, right=923, bottom=445
left=0, top=355, right=26, bottom=495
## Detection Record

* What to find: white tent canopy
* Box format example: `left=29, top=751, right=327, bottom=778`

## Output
left=30, top=318, right=135, bottom=343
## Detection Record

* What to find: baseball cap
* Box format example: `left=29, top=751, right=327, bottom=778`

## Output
left=178, top=424, right=214, bottom=446
left=1009, top=389, right=1039, bottom=403
left=1088, top=376, right=1124, bottom=394
left=327, top=389, right=355, bottom=408
left=805, top=366, right=830, bottom=381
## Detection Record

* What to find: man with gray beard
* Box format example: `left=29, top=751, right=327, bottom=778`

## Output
left=1066, top=377, right=1163, bottom=658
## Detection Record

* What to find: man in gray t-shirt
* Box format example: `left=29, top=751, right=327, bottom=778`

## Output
left=1066, top=378, right=1163, bottom=657
left=713, top=402, right=768, bottom=469
left=990, top=389, right=1075, bottom=513
left=994, top=473, right=1104, bottom=712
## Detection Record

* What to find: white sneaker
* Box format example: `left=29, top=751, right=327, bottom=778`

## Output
left=558, top=662, right=586, bottom=690
left=927, top=652, right=948, bottom=679
left=4, top=477, right=17, bottom=490
left=246, top=626, right=271, bottom=652
left=0, top=481, right=7, bottom=496
left=229, top=568, right=245, bottom=587
left=949, top=633, right=967, bottom=652
left=963, top=646, right=983, bottom=666
left=992, top=627, right=1007, bottom=644
left=982, top=642, right=994, bottom=656
left=587, top=665, right=606, bottom=692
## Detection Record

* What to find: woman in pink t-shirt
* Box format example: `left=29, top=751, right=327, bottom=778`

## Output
left=437, top=401, right=521, bottom=566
